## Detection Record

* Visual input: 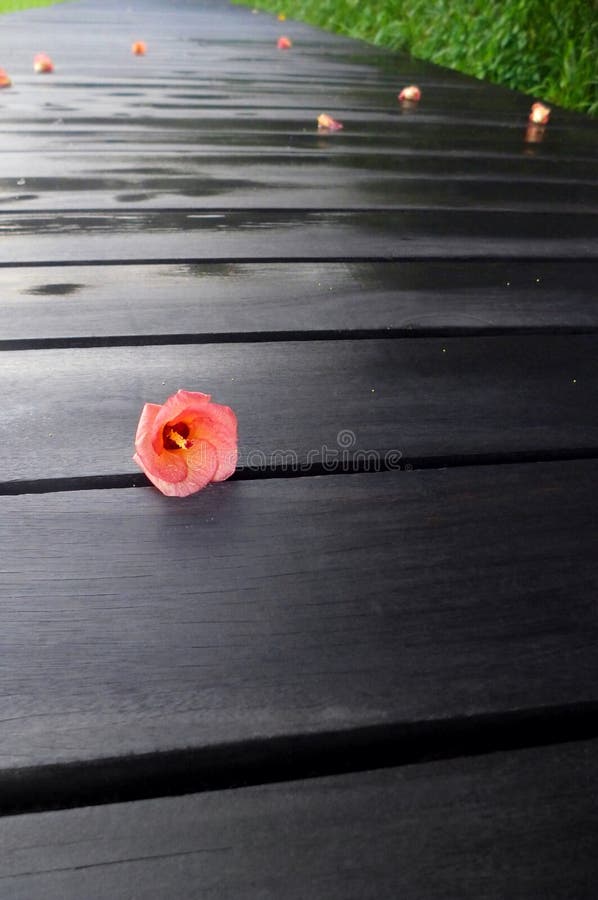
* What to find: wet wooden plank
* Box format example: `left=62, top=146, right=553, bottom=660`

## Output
left=1, top=169, right=596, bottom=212
left=0, top=742, right=596, bottom=898
left=1, top=118, right=594, bottom=161
left=1, top=335, right=596, bottom=483
left=2, top=260, right=596, bottom=342
left=0, top=461, right=597, bottom=768
left=1, top=150, right=595, bottom=184
left=0, top=209, right=596, bottom=264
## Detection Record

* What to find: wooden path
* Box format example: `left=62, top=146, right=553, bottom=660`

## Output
left=1, top=0, right=597, bottom=895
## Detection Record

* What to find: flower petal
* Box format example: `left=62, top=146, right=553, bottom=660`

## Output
left=0, top=68, right=11, bottom=88
left=186, top=405, right=238, bottom=481
left=131, top=41, right=147, bottom=55
left=182, top=439, right=220, bottom=494
left=277, top=36, right=292, bottom=49
left=134, top=402, right=188, bottom=484
left=134, top=441, right=217, bottom=497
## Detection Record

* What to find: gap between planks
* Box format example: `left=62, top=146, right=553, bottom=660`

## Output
left=1, top=700, right=597, bottom=818
left=0, top=255, right=594, bottom=271
left=2, top=449, right=598, bottom=495
left=3, top=324, right=598, bottom=351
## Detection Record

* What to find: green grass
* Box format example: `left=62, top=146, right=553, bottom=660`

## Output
left=235, top=0, right=597, bottom=116
left=0, top=0, right=68, bottom=13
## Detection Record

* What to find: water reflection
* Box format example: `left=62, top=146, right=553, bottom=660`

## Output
left=25, top=283, right=84, bottom=296
left=523, top=122, right=546, bottom=156
left=525, top=123, right=546, bottom=144
left=172, top=262, right=246, bottom=279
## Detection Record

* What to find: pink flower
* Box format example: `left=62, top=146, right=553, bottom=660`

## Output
left=529, top=102, right=550, bottom=125
left=398, top=85, right=421, bottom=102
left=277, top=36, right=292, bottom=49
left=131, top=40, right=147, bottom=55
left=33, top=53, right=54, bottom=73
left=133, top=390, right=238, bottom=497
left=317, top=113, right=343, bottom=131
left=0, top=68, right=11, bottom=88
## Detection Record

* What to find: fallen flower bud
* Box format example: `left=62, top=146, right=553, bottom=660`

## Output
left=398, top=85, right=421, bottom=102
left=277, top=36, right=292, bottom=49
left=0, top=68, right=12, bottom=88
left=133, top=390, right=238, bottom=497
left=277, top=12, right=286, bottom=20
left=33, top=53, right=54, bottom=74
left=529, top=102, right=550, bottom=125
left=317, top=113, right=343, bottom=131
left=131, top=40, right=147, bottom=55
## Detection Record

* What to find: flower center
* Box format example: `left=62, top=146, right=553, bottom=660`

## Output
left=163, top=422, right=193, bottom=451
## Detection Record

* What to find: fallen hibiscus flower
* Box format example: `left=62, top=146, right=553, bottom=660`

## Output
left=34, top=53, right=54, bottom=73
left=317, top=113, right=343, bottom=131
left=398, top=85, right=421, bottom=102
left=134, top=390, right=238, bottom=497
left=529, top=102, right=550, bottom=125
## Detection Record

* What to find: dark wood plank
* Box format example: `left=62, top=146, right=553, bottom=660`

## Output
left=1, top=336, right=596, bottom=482
left=1, top=209, right=596, bottom=265
left=1, top=118, right=596, bottom=170
left=2, top=260, right=596, bottom=342
left=0, top=461, right=596, bottom=768
left=2, top=121, right=594, bottom=163
left=1, top=740, right=597, bottom=898
left=2, top=150, right=595, bottom=187
left=1, top=167, right=595, bottom=211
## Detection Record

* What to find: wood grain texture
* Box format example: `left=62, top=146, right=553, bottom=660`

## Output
left=2, top=169, right=596, bottom=212
left=0, top=149, right=596, bottom=213
left=1, top=740, right=597, bottom=899
left=2, top=260, right=596, bottom=342
left=1, top=209, right=596, bottom=264
left=1, top=152, right=596, bottom=191
left=1, top=335, right=596, bottom=482
left=0, top=461, right=597, bottom=768
left=3, top=123, right=593, bottom=161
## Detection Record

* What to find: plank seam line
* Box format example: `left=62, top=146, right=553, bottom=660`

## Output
left=1, top=701, right=597, bottom=819
left=0, top=847, right=232, bottom=881
left=1, top=149, right=595, bottom=165
left=2, top=206, right=598, bottom=215
left=0, top=255, right=594, bottom=269
left=2, top=449, right=598, bottom=496
left=3, top=325, right=598, bottom=351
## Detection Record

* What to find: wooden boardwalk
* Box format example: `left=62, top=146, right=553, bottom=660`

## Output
left=1, top=0, right=597, bottom=895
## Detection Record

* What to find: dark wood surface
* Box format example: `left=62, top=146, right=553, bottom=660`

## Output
left=2, top=335, right=597, bottom=483
left=0, top=0, right=597, bottom=894
left=2, top=208, right=596, bottom=263
left=1, top=259, right=598, bottom=343
left=1, top=461, right=597, bottom=768
left=2, top=740, right=597, bottom=899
